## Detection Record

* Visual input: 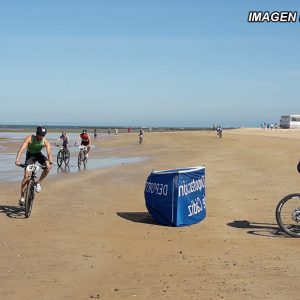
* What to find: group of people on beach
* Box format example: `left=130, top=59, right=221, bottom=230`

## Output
left=15, top=126, right=91, bottom=206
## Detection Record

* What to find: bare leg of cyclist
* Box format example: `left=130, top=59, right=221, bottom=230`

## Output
left=38, top=168, right=50, bottom=185
left=87, top=145, right=91, bottom=156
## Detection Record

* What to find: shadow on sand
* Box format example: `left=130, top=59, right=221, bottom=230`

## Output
left=0, top=204, right=24, bottom=219
left=117, top=212, right=157, bottom=225
left=227, top=220, right=288, bottom=238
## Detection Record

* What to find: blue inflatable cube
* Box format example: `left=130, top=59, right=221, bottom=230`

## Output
left=144, top=166, right=206, bottom=226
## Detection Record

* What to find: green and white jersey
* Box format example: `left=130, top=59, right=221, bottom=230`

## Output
left=27, top=135, right=45, bottom=154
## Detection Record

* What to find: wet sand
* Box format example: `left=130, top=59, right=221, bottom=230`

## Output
left=0, top=129, right=299, bottom=300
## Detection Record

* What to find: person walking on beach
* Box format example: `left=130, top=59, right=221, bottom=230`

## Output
left=75, top=129, right=91, bottom=156
left=56, top=131, right=70, bottom=152
left=15, top=126, right=53, bottom=206
left=93, top=129, right=97, bottom=139
left=138, top=128, right=144, bottom=144
left=216, top=125, right=223, bottom=138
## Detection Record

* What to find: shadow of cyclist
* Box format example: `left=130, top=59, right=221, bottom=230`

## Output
left=227, top=220, right=287, bottom=238
left=0, top=204, right=24, bottom=219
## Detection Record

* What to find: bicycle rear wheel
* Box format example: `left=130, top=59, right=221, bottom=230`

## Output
left=57, top=150, right=63, bottom=167
left=25, top=180, right=35, bottom=218
left=276, top=193, right=300, bottom=237
left=64, top=150, right=70, bottom=166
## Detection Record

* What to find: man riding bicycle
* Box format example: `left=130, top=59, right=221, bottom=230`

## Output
left=15, top=126, right=53, bottom=206
left=56, top=131, right=70, bottom=151
left=75, top=129, right=91, bottom=156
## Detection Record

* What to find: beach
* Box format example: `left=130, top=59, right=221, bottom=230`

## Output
left=0, top=128, right=299, bottom=300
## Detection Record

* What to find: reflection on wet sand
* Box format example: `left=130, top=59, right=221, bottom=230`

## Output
left=57, top=166, right=71, bottom=174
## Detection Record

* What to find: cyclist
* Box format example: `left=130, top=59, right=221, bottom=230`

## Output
left=56, top=131, right=70, bottom=152
left=15, top=125, right=53, bottom=206
left=75, top=129, right=91, bottom=156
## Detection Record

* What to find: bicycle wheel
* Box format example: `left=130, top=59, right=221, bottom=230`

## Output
left=57, top=150, right=63, bottom=167
left=78, top=151, right=82, bottom=168
left=276, top=193, right=300, bottom=237
left=83, top=155, right=87, bottom=168
left=64, top=150, right=70, bottom=166
left=25, top=180, right=35, bottom=218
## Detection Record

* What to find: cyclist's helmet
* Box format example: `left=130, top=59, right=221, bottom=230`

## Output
left=297, top=161, right=300, bottom=173
left=36, top=125, right=47, bottom=137
left=82, top=129, right=87, bottom=134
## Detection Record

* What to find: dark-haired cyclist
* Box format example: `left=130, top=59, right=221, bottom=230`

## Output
left=56, top=131, right=70, bottom=151
left=15, top=126, right=53, bottom=206
left=75, top=129, right=91, bottom=156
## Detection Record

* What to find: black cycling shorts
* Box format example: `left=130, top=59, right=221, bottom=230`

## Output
left=25, top=151, right=47, bottom=166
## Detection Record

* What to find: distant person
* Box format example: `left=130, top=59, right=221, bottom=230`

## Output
left=216, top=125, right=223, bottom=138
left=75, top=129, right=91, bottom=156
left=115, top=128, right=118, bottom=135
left=108, top=128, right=111, bottom=134
left=56, top=131, right=70, bottom=152
left=15, top=126, right=53, bottom=206
left=275, top=123, right=278, bottom=129
left=128, top=128, right=131, bottom=133
left=94, top=129, right=97, bottom=139
left=138, top=128, right=144, bottom=144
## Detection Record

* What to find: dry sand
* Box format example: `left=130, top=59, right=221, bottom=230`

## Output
left=0, top=128, right=299, bottom=300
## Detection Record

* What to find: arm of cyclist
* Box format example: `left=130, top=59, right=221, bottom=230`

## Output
left=87, top=135, right=91, bottom=145
left=15, top=135, right=31, bottom=166
left=55, top=137, right=62, bottom=146
left=44, top=139, right=53, bottom=169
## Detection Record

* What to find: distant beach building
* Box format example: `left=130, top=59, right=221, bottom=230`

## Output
left=280, top=115, right=300, bottom=129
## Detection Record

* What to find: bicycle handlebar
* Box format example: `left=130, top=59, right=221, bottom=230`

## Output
left=17, top=163, right=48, bottom=170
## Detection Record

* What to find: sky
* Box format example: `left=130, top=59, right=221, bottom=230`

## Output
left=0, top=0, right=300, bottom=128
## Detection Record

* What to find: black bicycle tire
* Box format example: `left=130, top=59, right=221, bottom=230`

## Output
left=78, top=151, right=82, bottom=168
left=64, top=150, right=70, bottom=166
left=276, top=193, right=300, bottom=238
left=83, top=156, right=87, bottom=168
left=57, top=150, right=63, bottom=167
left=25, top=180, right=35, bottom=218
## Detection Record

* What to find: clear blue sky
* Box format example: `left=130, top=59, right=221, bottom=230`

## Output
left=1, top=0, right=300, bottom=127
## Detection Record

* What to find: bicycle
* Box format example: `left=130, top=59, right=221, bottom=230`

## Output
left=56, top=146, right=70, bottom=167
left=17, top=164, right=47, bottom=218
left=276, top=193, right=300, bottom=237
left=77, top=145, right=88, bottom=168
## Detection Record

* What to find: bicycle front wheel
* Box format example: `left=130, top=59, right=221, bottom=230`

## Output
left=25, top=180, right=35, bottom=218
left=78, top=151, right=82, bottom=168
left=83, top=156, right=87, bottom=168
left=276, top=193, right=300, bottom=237
left=64, top=150, right=70, bottom=166
left=57, top=150, right=63, bottom=167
